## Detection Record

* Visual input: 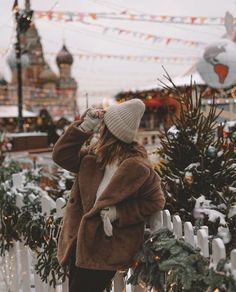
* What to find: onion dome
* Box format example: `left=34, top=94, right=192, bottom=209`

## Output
left=7, top=50, right=30, bottom=69
left=39, top=65, right=58, bottom=83
left=56, top=45, right=73, bottom=66
left=7, top=51, right=16, bottom=69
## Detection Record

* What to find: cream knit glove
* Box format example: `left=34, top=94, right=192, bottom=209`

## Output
left=100, top=206, right=117, bottom=237
left=79, top=110, right=101, bottom=132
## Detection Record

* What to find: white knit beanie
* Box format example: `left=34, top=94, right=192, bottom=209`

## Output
left=104, top=98, right=145, bottom=144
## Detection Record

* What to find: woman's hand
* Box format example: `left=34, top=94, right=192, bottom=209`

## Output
left=100, top=206, right=117, bottom=237
left=100, top=206, right=117, bottom=223
left=88, top=108, right=106, bottom=120
left=79, top=108, right=105, bottom=132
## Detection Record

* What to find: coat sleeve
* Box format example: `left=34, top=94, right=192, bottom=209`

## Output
left=52, top=122, right=92, bottom=173
left=116, top=170, right=165, bottom=227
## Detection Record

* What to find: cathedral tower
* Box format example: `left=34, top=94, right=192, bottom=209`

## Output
left=56, top=44, right=77, bottom=89
left=25, top=0, right=31, bottom=11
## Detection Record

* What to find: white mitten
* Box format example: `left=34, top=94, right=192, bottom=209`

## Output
left=79, top=109, right=102, bottom=132
left=101, top=206, right=117, bottom=222
left=100, top=206, right=117, bottom=237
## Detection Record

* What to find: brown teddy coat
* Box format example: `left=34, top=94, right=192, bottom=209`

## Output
left=52, top=122, right=165, bottom=271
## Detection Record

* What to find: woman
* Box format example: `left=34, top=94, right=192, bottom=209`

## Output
left=52, top=99, right=165, bottom=292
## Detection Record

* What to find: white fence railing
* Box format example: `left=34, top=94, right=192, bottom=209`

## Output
left=1, top=174, right=236, bottom=292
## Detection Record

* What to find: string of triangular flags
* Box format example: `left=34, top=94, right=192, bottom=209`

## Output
left=0, top=48, right=198, bottom=64
left=44, top=51, right=199, bottom=64
left=34, top=10, right=225, bottom=25
left=79, top=19, right=206, bottom=47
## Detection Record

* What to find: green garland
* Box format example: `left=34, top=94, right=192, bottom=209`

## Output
left=0, top=161, right=21, bottom=181
left=0, top=162, right=67, bottom=287
left=128, top=229, right=236, bottom=292
left=0, top=185, right=21, bottom=254
left=17, top=197, right=67, bottom=286
left=35, top=215, right=67, bottom=287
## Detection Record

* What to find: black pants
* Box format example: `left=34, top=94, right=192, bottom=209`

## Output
left=69, top=246, right=116, bottom=292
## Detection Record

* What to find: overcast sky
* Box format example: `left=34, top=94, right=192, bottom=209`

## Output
left=0, top=0, right=235, bottom=109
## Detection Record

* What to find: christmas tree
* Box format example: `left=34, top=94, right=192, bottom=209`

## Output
left=128, top=74, right=236, bottom=291
left=156, top=72, right=236, bottom=249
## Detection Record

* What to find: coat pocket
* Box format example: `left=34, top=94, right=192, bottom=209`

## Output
left=106, top=223, right=144, bottom=266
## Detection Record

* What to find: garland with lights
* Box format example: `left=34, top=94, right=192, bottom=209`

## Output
left=0, top=161, right=68, bottom=287
left=128, top=228, right=236, bottom=292
left=34, top=215, right=67, bottom=287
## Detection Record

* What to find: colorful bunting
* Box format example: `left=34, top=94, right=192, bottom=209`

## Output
left=33, top=11, right=207, bottom=48
left=0, top=47, right=198, bottom=64
left=34, top=10, right=226, bottom=25
left=45, top=51, right=198, bottom=63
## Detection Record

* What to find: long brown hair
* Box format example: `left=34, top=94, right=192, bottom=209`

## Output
left=90, top=123, right=147, bottom=168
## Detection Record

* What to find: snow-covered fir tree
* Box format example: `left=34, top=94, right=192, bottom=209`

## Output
left=157, top=74, right=236, bottom=251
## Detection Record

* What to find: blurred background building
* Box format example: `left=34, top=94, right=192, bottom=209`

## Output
left=0, top=0, right=77, bottom=121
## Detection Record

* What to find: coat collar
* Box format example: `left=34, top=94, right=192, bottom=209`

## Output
left=79, top=155, right=150, bottom=215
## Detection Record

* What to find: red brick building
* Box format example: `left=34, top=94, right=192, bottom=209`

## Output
left=0, top=0, right=78, bottom=120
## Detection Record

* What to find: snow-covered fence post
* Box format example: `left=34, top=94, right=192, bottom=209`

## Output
left=42, top=194, right=57, bottom=292
left=18, top=242, right=31, bottom=292
left=31, top=252, right=47, bottom=292
left=15, top=192, right=32, bottom=292
left=29, top=191, right=47, bottom=292
left=29, top=191, right=57, bottom=292
left=56, top=197, right=66, bottom=218
left=230, top=249, right=236, bottom=279
left=12, top=173, right=24, bottom=189
left=8, top=178, right=26, bottom=292
left=184, top=222, right=195, bottom=247
left=41, top=193, right=56, bottom=216
left=8, top=242, right=20, bottom=292
left=200, top=226, right=209, bottom=237
left=212, top=238, right=226, bottom=268
left=163, top=210, right=173, bottom=231
left=197, top=229, right=209, bottom=257
left=61, top=278, right=68, bottom=292
left=56, top=197, right=68, bottom=292
left=172, top=215, right=182, bottom=239
left=113, top=272, right=126, bottom=292
left=148, top=210, right=163, bottom=232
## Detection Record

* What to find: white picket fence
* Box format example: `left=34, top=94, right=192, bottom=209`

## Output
left=1, top=173, right=236, bottom=292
